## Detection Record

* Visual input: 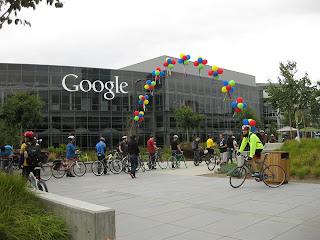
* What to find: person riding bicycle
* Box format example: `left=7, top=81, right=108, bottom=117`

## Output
left=66, top=135, right=77, bottom=177
left=96, top=137, right=107, bottom=174
left=170, top=135, right=183, bottom=168
left=118, top=136, right=128, bottom=158
left=192, top=137, right=202, bottom=165
left=237, top=125, right=264, bottom=177
left=0, top=145, right=13, bottom=159
left=20, top=131, right=40, bottom=178
left=206, top=135, right=217, bottom=156
left=147, top=135, right=158, bottom=169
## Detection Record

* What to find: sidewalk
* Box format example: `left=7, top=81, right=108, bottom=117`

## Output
left=46, top=162, right=320, bottom=240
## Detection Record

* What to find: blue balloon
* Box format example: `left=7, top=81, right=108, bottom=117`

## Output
left=243, top=119, right=249, bottom=125
left=229, top=87, right=235, bottom=93
left=152, top=71, right=156, bottom=76
left=146, top=80, right=152, bottom=85
left=213, top=71, right=219, bottom=77
left=187, top=55, right=191, bottom=60
left=251, top=126, right=256, bottom=132
left=231, top=102, right=238, bottom=108
left=138, top=100, right=144, bottom=104
left=222, top=80, right=228, bottom=86
left=160, top=71, right=165, bottom=76
left=139, top=114, right=143, bottom=118
left=167, top=59, right=172, bottom=64
left=145, top=95, right=149, bottom=100
left=198, top=58, right=203, bottom=63
left=243, top=102, right=247, bottom=109
left=178, top=58, right=184, bottom=64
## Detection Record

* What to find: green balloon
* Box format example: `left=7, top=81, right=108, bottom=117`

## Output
left=237, top=103, right=244, bottom=109
left=199, top=63, right=204, bottom=69
left=214, top=75, right=219, bottom=79
left=155, top=70, right=160, bottom=75
left=134, top=116, right=139, bottom=121
left=184, top=60, right=189, bottom=65
left=229, top=80, right=235, bottom=87
left=169, top=64, right=173, bottom=70
left=139, top=95, right=143, bottom=100
left=151, top=81, right=156, bottom=86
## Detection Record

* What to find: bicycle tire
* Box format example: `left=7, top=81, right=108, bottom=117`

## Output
left=143, top=158, right=152, bottom=171
left=262, top=165, right=286, bottom=188
left=40, top=164, right=53, bottom=181
left=111, top=159, right=123, bottom=174
left=194, top=157, right=200, bottom=166
left=52, top=162, right=67, bottom=178
left=73, top=162, right=86, bottom=177
left=139, top=159, right=146, bottom=172
left=37, top=179, right=48, bottom=192
left=229, top=166, right=247, bottom=188
left=207, top=156, right=217, bottom=171
left=168, top=156, right=177, bottom=169
left=158, top=156, right=168, bottom=169
left=92, top=161, right=104, bottom=176
left=123, top=159, right=131, bottom=173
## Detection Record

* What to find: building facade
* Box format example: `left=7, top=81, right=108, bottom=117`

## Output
left=0, top=56, right=260, bottom=149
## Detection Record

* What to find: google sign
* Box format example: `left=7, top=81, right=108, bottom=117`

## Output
left=62, top=74, right=128, bottom=100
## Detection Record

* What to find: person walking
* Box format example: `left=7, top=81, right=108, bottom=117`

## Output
left=147, top=135, right=158, bottom=169
left=95, top=137, right=107, bottom=174
left=218, top=134, right=228, bottom=166
left=128, top=135, right=141, bottom=178
left=170, top=135, right=183, bottom=168
left=227, top=134, right=235, bottom=163
left=66, top=135, right=77, bottom=177
left=192, top=137, right=202, bottom=166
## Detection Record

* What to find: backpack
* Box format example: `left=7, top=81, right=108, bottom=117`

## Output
left=26, top=143, right=41, bottom=166
left=250, top=133, right=265, bottom=146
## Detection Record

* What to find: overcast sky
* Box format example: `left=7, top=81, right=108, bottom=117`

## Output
left=1, top=0, right=320, bottom=83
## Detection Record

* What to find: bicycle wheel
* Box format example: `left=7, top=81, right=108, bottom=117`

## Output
left=229, top=166, right=247, bottom=188
left=143, top=158, right=152, bottom=171
left=123, top=159, right=131, bottom=173
left=168, top=156, right=177, bottom=169
left=40, top=164, right=53, bottom=181
left=139, top=159, right=146, bottom=172
left=207, top=156, right=217, bottom=171
left=158, top=156, right=168, bottom=169
left=194, top=157, right=200, bottom=166
left=111, top=159, right=123, bottom=174
left=92, top=161, right=104, bottom=176
left=52, top=162, right=67, bottom=178
left=73, top=162, right=86, bottom=177
left=262, top=165, right=286, bottom=188
left=37, top=179, right=48, bottom=192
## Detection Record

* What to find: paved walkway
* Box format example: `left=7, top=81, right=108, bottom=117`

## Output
left=46, top=162, right=320, bottom=240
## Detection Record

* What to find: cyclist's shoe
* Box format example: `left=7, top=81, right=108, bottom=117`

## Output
left=129, top=172, right=134, bottom=178
left=251, top=172, right=260, bottom=178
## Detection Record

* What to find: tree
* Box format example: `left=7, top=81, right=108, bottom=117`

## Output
left=0, top=92, right=44, bottom=145
left=236, top=107, right=261, bottom=129
left=0, top=0, right=63, bottom=29
left=174, top=104, right=205, bottom=142
left=0, top=121, right=20, bottom=148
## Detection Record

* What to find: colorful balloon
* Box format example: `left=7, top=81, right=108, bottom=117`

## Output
left=163, top=62, right=169, bottom=67
left=134, top=111, right=139, bottom=116
left=226, top=85, right=232, bottom=91
left=134, top=116, right=139, bottom=121
left=180, top=53, right=185, bottom=58
left=194, top=61, right=199, bottom=66
left=243, top=119, right=249, bottom=125
left=151, top=81, right=156, bottom=86
left=222, top=80, right=228, bottom=86
left=231, top=102, right=238, bottom=108
left=229, top=80, right=235, bottom=86
left=212, top=65, right=218, bottom=71
left=217, top=68, right=223, bottom=74
left=222, top=86, right=227, bottom=93
left=237, top=97, right=243, bottom=103
left=237, top=103, right=244, bottom=109
left=144, top=85, right=149, bottom=89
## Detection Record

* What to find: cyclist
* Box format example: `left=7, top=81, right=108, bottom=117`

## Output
left=128, top=134, right=141, bottom=178
left=119, top=136, right=128, bottom=158
left=170, top=135, right=183, bottom=168
left=96, top=137, right=107, bottom=174
left=269, top=134, right=277, bottom=143
left=206, top=135, right=217, bottom=156
left=66, top=135, right=77, bottom=177
left=20, top=131, right=40, bottom=177
left=258, top=130, right=267, bottom=145
left=237, top=125, right=264, bottom=177
left=147, top=135, right=158, bottom=169
left=0, top=145, right=13, bottom=159
left=192, top=137, right=202, bottom=165
left=218, top=134, right=228, bottom=166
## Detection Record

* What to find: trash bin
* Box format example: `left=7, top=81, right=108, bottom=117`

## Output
left=263, top=151, right=290, bottom=184
left=0, top=158, right=10, bottom=170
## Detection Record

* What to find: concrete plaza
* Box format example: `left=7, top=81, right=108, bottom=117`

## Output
left=46, top=162, right=320, bottom=240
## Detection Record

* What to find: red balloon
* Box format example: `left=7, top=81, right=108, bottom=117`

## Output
left=217, top=68, right=223, bottom=74
left=156, top=67, right=161, bottom=71
left=235, top=107, right=242, bottom=113
left=149, top=85, right=154, bottom=90
left=194, top=61, right=199, bottom=66
left=139, top=117, right=144, bottom=122
left=156, top=75, right=160, bottom=80
left=163, top=62, right=169, bottom=67
left=141, top=96, right=146, bottom=101
left=208, top=70, right=213, bottom=76
left=226, top=85, right=232, bottom=91
left=202, top=59, right=208, bottom=64
left=134, top=111, right=139, bottom=116
left=182, top=55, right=187, bottom=60
left=249, top=120, right=256, bottom=126
left=171, top=59, right=176, bottom=65
left=237, top=97, right=243, bottom=103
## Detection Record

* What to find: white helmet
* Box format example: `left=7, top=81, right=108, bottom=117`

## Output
left=173, top=135, right=179, bottom=139
left=68, top=135, right=75, bottom=139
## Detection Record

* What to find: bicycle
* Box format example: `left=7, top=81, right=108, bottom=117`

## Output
left=168, top=152, right=187, bottom=169
left=143, top=148, right=168, bottom=170
left=202, top=151, right=220, bottom=171
left=3, top=156, right=20, bottom=174
left=51, top=154, right=86, bottom=178
left=229, top=153, right=286, bottom=188
left=28, top=165, right=48, bottom=192
left=92, top=153, right=122, bottom=176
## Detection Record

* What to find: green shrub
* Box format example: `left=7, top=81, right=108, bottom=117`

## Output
left=47, top=146, right=55, bottom=153
left=220, top=164, right=237, bottom=174
left=0, top=173, right=69, bottom=239
left=312, top=168, right=320, bottom=178
left=290, top=166, right=297, bottom=176
left=296, top=166, right=310, bottom=179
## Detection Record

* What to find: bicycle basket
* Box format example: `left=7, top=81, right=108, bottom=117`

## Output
left=52, top=160, right=62, bottom=170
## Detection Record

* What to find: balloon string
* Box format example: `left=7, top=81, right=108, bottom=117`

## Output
left=228, top=91, right=231, bottom=99
left=183, top=64, right=187, bottom=76
left=233, top=112, right=236, bottom=117
left=223, top=93, right=227, bottom=101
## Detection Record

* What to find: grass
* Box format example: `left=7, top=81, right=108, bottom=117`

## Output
left=0, top=173, right=69, bottom=240
left=280, top=139, right=320, bottom=179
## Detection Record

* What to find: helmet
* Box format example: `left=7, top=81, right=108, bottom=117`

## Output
left=24, top=131, right=34, bottom=138
left=242, top=125, right=250, bottom=131
left=122, top=136, right=127, bottom=139
left=173, top=135, right=179, bottom=139
left=204, top=149, right=208, bottom=155
left=68, top=135, right=75, bottom=139
left=100, top=137, right=105, bottom=141
left=260, top=130, right=265, bottom=133
left=271, top=134, right=274, bottom=137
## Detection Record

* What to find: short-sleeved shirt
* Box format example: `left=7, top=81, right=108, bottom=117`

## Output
left=119, top=141, right=128, bottom=154
left=170, top=141, right=179, bottom=151
left=218, top=139, right=227, bottom=153
left=147, top=139, right=156, bottom=153
left=0, top=145, right=12, bottom=157
left=96, top=141, right=106, bottom=156
left=206, top=138, right=214, bottom=148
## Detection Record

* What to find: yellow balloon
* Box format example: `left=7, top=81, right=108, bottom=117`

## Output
left=166, top=57, right=169, bottom=62
left=144, top=85, right=149, bottom=89
left=180, top=53, right=185, bottom=58
left=144, top=100, right=149, bottom=105
left=222, top=87, right=227, bottom=93
left=248, top=119, right=252, bottom=122
left=139, top=111, right=144, bottom=115
left=212, top=65, right=218, bottom=71
left=198, top=56, right=202, bottom=59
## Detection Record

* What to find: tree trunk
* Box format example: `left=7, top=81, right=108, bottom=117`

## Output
left=295, top=111, right=300, bottom=142
left=289, top=109, right=293, bottom=140
left=302, top=111, right=307, bottom=139
left=186, top=128, right=189, bottom=143
left=20, top=124, right=23, bottom=146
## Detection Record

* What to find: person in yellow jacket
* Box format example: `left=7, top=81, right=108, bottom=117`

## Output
left=206, top=135, right=217, bottom=156
left=238, top=125, right=264, bottom=177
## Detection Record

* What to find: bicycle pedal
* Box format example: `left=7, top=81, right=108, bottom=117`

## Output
left=255, top=177, right=262, bottom=182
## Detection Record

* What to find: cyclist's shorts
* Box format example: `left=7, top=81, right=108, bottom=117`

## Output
left=253, top=149, right=263, bottom=159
